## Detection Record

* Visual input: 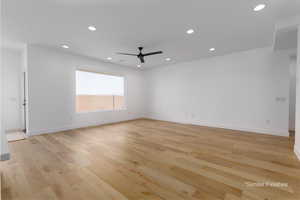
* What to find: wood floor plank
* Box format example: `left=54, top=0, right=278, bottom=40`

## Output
left=1, top=119, right=300, bottom=200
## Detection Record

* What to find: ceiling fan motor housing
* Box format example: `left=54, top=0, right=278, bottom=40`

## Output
left=117, top=47, right=162, bottom=64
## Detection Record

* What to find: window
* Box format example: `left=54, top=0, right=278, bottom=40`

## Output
left=76, top=70, right=125, bottom=112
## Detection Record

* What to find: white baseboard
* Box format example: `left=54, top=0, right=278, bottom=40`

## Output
left=27, top=117, right=143, bottom=136
left=193, top=121, right=288, bottom=137
left=146, top=116, right=289, bottom=137
left=27, top=115, right=289, bottom=138
left=295, top=145, right=300, bottom=161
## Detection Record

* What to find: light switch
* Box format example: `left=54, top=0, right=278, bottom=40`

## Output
left=275, top=97, right=286, bottom=102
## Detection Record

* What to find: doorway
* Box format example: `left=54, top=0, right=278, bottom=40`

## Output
left=3, top=48, right=26, bottom=142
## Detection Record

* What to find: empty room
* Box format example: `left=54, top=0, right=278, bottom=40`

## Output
left=1, top=1, right=300, bottom=200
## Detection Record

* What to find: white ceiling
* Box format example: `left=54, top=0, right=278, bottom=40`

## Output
left=2, top=0, right=300, bottom=68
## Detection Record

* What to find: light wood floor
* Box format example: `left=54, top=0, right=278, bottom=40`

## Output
left=1, top=119, right=300, bottom=200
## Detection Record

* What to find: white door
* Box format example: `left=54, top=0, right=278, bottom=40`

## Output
left=3, top=49, right=24, bottom=132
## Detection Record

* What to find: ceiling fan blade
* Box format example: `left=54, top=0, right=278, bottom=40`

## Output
left=140, top=56, right=145, bottom=63
left=117, top=53, right=138, bottom=56
left=143, top=51, right=163, bottom=56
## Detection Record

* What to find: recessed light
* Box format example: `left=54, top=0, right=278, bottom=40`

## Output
left=61, top=44, right=69, bottom=49
left=165, top=58, right=171, bottom=61
left=186, top=29, right=195, bottom=34
left=88, top=26, right=97, bottom=31
left=107, top=57, right=112, bottom=60
left=137, top=65, right=141, bottom=68
left=209, top=48, right=215, bottom=52
left=253, top=4, right=266, bottom=11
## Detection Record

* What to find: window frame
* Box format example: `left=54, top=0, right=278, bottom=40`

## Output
left=75, top=68, right=127, bottom=114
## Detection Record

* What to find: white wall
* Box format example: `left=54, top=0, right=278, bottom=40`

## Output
left=3, top=48, right=23, bottom=131
left=26, top=45, right=145, bottom=135
left=144, top=47, right=290, bottom=136
left=295, top=26, right=300, bottom=159
left=0, top=0, right=10, bottom=158
left=21, top=45, right=293, bottom=139
left=289, top=57, right=297, bottom=131
left=0, top=47, right=7, bottom=158
left=0, top=47, right=9, bottom=159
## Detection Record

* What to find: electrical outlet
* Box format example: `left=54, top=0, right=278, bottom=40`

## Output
left=276, top=97, right=287, bottom=103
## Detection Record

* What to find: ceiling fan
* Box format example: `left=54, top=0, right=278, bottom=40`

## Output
left=117, top=47, right=163, bottom=63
